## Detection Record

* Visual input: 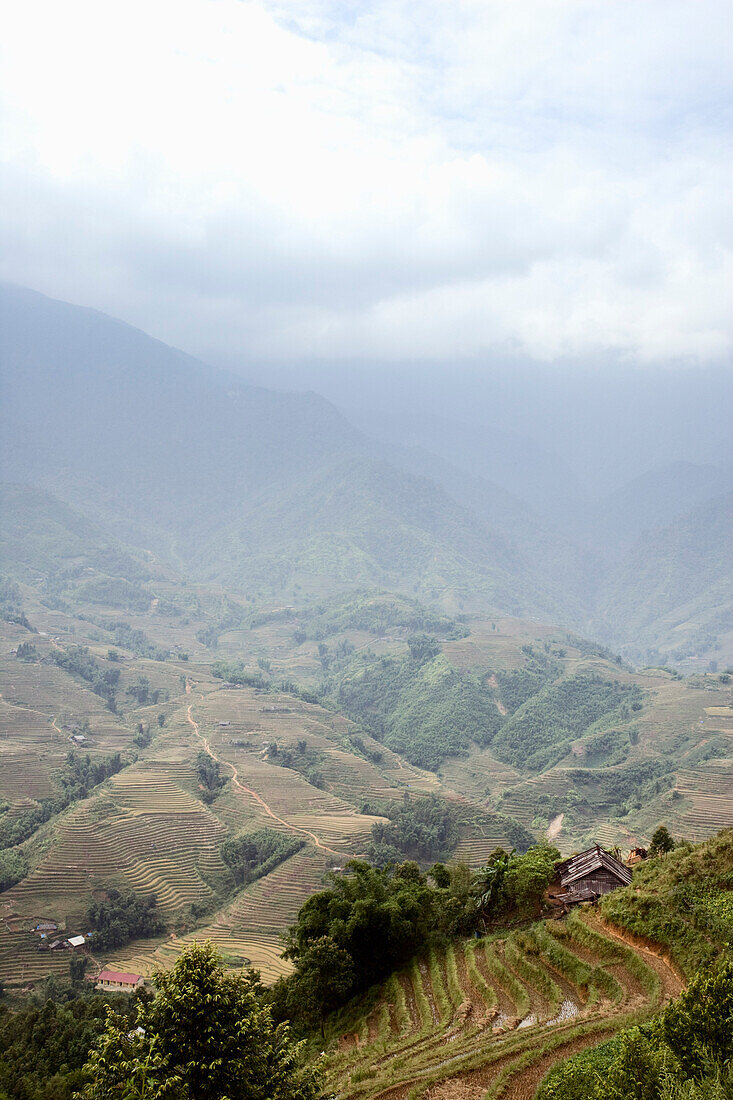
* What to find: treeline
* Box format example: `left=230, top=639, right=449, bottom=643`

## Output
left=493, top=673, right=644, bottom=771
left=366, top=794, right=459, bottom=865
left=221, top=828, right=305, bottom=887
left=211, top=661, right=321, bottom=705
left=273, top=844, right=559, bottom=1029
left=288, top=591, right=469, bottom=642
left=49, top=646, right=121, bottom=711
left=74, top=576, right=152, bottom=612
left=90, top=617, right=171, bottom=661
left=0, top=752, right=124, bottom=849
left=85, top=888, right=162, bottom=950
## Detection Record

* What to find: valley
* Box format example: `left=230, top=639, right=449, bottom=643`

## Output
left=0, top=544, right=730, bottom=993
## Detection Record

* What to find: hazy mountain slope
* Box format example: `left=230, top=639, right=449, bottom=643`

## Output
left=343, top=403, right=584, bottom=518
left=590, top=462, right=733, bottom=548
left=596, top=491, right=733, bottom=667
left=0, top=284, right=364, bottom=542
left=0, top=482, right=114, bottom=581
left=0, top=285, right=570, bottom=619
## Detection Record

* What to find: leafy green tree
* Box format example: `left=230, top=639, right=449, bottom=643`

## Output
left=283, top=860, right=436, bottom=1007
left=69, top=953, right=89, bottom=984
left=77, top=941, right=321, bottom=1100
left=473, top=848, right=511, bottom=922
left=649, top=825, right=675, bottom=857
left=504, top=843, right=559, bottom=914
left=282, top=935, right=354, bottom=1034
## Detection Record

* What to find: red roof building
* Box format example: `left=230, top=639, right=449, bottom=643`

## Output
left=96, top=970, right=144, bottom=992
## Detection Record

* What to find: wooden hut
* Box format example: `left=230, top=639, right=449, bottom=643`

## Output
left=549, top=844, right=632, bottom=909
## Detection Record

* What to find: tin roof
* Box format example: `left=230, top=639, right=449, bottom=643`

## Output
left=555, top=844, right=632, bottom=888
left=67, top=935, right=86, bottom=947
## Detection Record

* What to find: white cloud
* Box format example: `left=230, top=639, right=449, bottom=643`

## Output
left=1, top=0, right=731, bottom=364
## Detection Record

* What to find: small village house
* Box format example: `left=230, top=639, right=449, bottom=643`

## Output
left=96, top=969, right=145, bottom=993
left=549, top=844, right=632, bottom=908
left=626, top=846, right=648, bottom=866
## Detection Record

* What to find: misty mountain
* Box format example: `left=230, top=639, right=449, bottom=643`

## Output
left=2, top=283, right=730, bottom=667
left=589, top=462, right=733, bottom=548
left=342, top=404, right=585, bottom=520
left=596, top=491, right=733, bottom=668
left=0, top=285, right=572, bottom=619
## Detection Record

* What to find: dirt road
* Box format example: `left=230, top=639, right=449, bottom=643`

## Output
left=185, top=704, right=338, bottom=855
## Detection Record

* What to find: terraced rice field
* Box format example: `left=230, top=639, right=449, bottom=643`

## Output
left=109, top=845, right=330, bottom=982
left=0, top=924, right=89, bottom=986
left=2, top=759, right=228, bottom=931
left=326, top=909, right=682, bottom=1100
left=666, top=761, right=733, bottom=838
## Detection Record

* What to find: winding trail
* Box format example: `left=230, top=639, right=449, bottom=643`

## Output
left=185, top=704, right=338, bottom=854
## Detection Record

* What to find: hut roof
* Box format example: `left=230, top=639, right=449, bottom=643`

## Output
left=555, top=844, right=632, bottom=889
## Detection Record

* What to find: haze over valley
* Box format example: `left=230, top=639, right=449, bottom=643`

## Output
left=1, top=4, right=732, bottom=1097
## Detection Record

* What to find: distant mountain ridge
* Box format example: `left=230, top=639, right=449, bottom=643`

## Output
left=0, top=284, right=565, bottom=619
left=1, top=283, right=730, bottom=668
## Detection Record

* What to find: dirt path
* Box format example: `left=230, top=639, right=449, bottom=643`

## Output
left=185, top=704, right=338, bottom=854
left=487, top=675, right=507, bottom=716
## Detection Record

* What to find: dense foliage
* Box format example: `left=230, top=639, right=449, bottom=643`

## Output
left=85, top=888, right=163, bottom=950
left=0, top=849, right=28, bottom=892
left=493, top=673, right=643, bottom=770
left=74, top=576, right=152, bottom=612
left=77, top=941, right=321, bottom=1100
left=0, top=752, right=124, bottom=849
left=0, top=991, right=136, bottom=1100
left=86, top=617, right=171, bottom=661
left=538, top=960, right=733, bottom=1100
left=288, top=591, right=468, bottom=641
left=220, top=828, right=305, bottom=887
left=495, top=645, right=560, bottom=713
left=276, top=843, right=559, bottom=1028
left=195, top=751, right=227, bottom=804
left=330, top=650, right=501, bottom=769
left=366, top=794, right=459, bottom=865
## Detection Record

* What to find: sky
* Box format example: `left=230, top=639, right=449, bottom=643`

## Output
left=1, top=0, right=732, bottom=370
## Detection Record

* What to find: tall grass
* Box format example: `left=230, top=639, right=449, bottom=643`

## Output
left=482, top=941, right=531, bottom=1018
left=505, top=931, right=562, bottom=1011
left=465, top=939, right=498, bottom=1012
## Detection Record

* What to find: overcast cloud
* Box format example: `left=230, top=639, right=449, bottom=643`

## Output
left=1, top=0, right=731, bottom=366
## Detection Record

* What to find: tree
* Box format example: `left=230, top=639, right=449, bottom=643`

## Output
left=77, top=941, right=322, bottom=1100
left=70, top=952, right=89, bottom=984
left=283, top=935, right=354, bottom=1034
left=649, top=825, right=675, bottom=857
left=504, top=843, right=559, bottom=915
